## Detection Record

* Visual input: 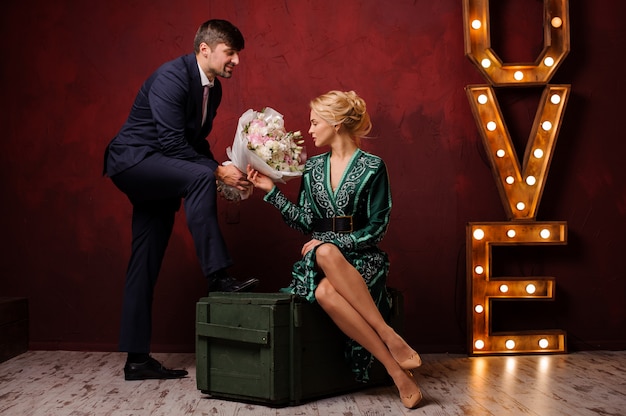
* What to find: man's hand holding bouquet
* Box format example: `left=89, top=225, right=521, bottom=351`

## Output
left=219, top=107, right=306, bottom=200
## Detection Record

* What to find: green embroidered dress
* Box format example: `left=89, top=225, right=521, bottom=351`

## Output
left=263, top=148, right=393, bottom=382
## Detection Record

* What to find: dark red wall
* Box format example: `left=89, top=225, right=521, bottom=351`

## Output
left=1, top=0, right=624, bottom=353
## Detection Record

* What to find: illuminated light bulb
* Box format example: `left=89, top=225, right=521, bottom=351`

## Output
left=477, top=94, right=488, bottom=104
left=551, top=94, right=561, bottom=104
left=542, top=121, right=553, bottom=131
left=514, top=71, right=524, bottom=81
left=540, top=229, right=551, bottom=239
left=475, top=340, right=485, bottom=349
left=500, top=284, right=509, bottom=293
left=487, top=121, right=497, bottom=131
left=544, top=56, right=555, bottom=67
left=516, top=202, right=526, bottom=211
left=526, top=176, right=537, bottom=186
left=481, top=58, right=491, bottom=68
left=526, top=284, right=536, bottom=294
left=505, top=340, right=516, bottom=349
left=551, top=17, right=563, bottom=28
left=473, top=229, right=485, bottom=240
left=539, top=338, right=549, bottom=349
left=496, top=149, right=505, bottom=158
left=533, top=148, right=544, bottom=158
left=471, top=19, right=482, bottom=30
left=475, top=304, right=484, bottom=313
left=475, top=265, right=484, bottom=275
left=505, top=176, right=514, bottom=185
left=507, top=229, right=516, bottom=238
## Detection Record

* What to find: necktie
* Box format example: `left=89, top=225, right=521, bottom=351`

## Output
left=202, top=85, right=209, bottom=125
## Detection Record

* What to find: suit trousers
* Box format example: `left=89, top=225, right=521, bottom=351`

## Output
left=110, top=153, right=232, bottom=353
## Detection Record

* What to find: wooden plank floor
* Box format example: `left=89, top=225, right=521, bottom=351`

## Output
left=1, top=350, right=625, bottom=415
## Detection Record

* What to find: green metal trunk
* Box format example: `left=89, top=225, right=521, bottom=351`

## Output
left=196, top=290, right=403, bottom=406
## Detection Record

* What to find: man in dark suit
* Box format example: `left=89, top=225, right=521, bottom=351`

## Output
left=104, top=19, right=259, bottom=380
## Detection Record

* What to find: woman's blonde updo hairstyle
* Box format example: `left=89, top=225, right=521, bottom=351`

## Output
left=310, top=90, right=372, bottom=146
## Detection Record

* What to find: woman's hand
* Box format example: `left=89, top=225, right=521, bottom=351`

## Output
left=301, top=239, right=323, bottom=257
left=247, top=165, right=275, bottom=193
left=216, top=164, right=251, bottom=191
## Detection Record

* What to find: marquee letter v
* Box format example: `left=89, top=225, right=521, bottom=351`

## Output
left=466, top=84, right=570, bottom=220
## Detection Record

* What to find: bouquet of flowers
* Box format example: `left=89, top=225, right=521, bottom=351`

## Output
left=221, top=107, right=306, bottom=200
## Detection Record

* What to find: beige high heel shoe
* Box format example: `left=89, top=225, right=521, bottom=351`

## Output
left=400, top=370, right=423, bottom=409
left=397, top=351, right=422, bottom=370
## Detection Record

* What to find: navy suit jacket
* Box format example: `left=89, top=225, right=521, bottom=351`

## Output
left=104, top=53, right=222, bottom=177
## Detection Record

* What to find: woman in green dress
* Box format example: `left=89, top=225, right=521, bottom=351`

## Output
left=247, top=90, right=423, bottom=409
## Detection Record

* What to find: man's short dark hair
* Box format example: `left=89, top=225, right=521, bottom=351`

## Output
left=194, top=19, right=245, bottom=53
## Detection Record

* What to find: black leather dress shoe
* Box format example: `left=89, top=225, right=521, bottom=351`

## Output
left=124, top=356, right=188, bottom=381
left=208, top=276, right=259, bottom=292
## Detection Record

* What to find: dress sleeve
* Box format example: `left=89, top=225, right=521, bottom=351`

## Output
left=263, top=183, right=314, bottom=234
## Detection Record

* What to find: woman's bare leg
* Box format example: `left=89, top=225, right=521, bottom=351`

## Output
left=315, top=278, right=421, bottom=407
left=314, top=243, right=419, bottom=366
